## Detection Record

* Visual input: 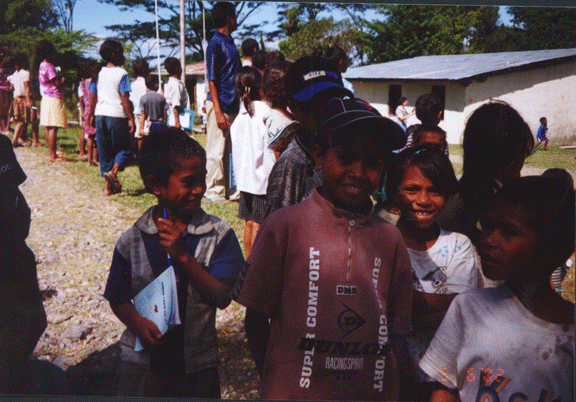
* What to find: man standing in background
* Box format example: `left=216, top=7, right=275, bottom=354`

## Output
left=204, top=1, right=241, bottom=203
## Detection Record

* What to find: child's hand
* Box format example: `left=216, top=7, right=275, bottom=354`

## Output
left=128, top=119, right=135, bottom=135
left=133, top=316, right=165, bottom=348
left=157, top=217, right=187, bottom=260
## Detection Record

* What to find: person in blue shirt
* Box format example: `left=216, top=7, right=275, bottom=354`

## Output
left=204, top=1, right=241, bottom=203
left=536, top=117, right=549, bottom=150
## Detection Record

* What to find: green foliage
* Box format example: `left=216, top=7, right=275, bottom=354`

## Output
left=363, top=5, right=502, bottom=63
left=507, top=7, right=576, bottom=50
left=2, top=0, right=58, bottom=32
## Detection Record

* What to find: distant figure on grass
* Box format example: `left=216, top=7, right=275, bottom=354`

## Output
left=77, top=58, right=99, bottom=165
left=241, top=38, right=259, bottom=67
left=536, top=116, right=549, bottom=150
left=163, top=57, right=189, bottom=130
left=395, top=96, right=415, bottom=131
left=0, top=135, right=70, bottom=395
left=420, top=176, right=575, bottom=402
left=437, top=101, right=534, bottom=249
left=137, top=75, right=168, bottom=153
left=232, top=97, right=410, bottom=400
left=204, top=1, right=241, bottom=203
left=36, top=40, right=67, bottom=162
left=230, top=67, right=274, bottom=257
left=103, top=128, right=244, bottom=398
left=9, top=53, right=40, bottom=148
left=89, top=39, right=135, bottom=196
left=389, top=145, right=478, bottom=401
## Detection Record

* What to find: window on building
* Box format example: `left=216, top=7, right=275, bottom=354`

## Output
left=388, top=84, right=402, bottom=116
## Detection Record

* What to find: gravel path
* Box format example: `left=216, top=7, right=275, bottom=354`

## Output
left=14, top=147, right=258, bottom=398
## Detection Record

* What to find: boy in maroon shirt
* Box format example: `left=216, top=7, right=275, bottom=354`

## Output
left=232, top=98, right=412, bottom=400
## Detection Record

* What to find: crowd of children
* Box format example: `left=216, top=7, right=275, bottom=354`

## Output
left=0, top=32, right=574, bottom=401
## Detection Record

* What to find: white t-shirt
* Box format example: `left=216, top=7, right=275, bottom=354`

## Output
left=94, top=66, right=131, bottom=118
left=419, top=284, right=574, bottom=401
left=409, top=230, right=478, bottom=294
left=230, top=100, right=273, bottom=195
left=405, top=230, right=478, bottom=382
left=9, top=69, right=29, bottom=97
left=129, top=76, right=147, bottom=117
left=164, top=76, right=188, bottom=109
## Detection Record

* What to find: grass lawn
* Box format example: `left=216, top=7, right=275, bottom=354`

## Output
left=27, top=125, right=576, bottom=302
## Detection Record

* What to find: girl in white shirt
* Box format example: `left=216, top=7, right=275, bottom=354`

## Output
left=230, top=66, right=273, bottom=256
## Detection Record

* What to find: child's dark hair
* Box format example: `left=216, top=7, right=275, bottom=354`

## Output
left=387, top=145, right=459, bottom=203
left=11, top=53, right=29, bottom=70
left=325, top=46, right=347, bottom=72
left=252, top=49, right=267, bottom=71
left=164, top=57, right=180, bottom=76
left=414, top=93, right=442, bottom=124
left=460, top=101, right=535, bottom=234
left=77, top=58, right=98, bottom=80
left=241, top=38, right=259, bottom=58
left=265, top=51, right=285, bottom=66
left=493, top=176, right=575, bottom=270
left=145, top=74, right=159, bottom=90
left=34, top=40, right=57, bottom=74
left=139, top=128, right=206, bottom=190
left=412, top=124, right=446, bottom=148
left=263, top=61, right=290, bottom=109
left=99, top=39, right=124, bottom=63
left=133, top=59, right=149, bottom=77
left=540, top=117, right=547, bottom=124
left=235, top=66, right=261, bottom=117
left=211, top=2, right=235, bottom=29
left=542, top=168, right=574, bottom=190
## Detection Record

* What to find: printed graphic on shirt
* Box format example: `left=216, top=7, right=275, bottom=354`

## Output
left=473, top=369, right=560, bottom=402
left=420, top=267, right=447, bottom=291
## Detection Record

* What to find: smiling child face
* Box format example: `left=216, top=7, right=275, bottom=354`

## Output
left=313, top=133, right=385, bottom=212
left=396, top=166, right=446, bottom=230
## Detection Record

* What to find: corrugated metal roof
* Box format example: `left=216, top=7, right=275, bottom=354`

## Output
left=344, top=49, right=576, bottom=82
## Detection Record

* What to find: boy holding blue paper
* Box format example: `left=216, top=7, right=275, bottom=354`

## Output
left=103, top=127, right=244, bottom=397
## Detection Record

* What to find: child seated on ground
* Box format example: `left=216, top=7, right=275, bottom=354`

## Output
left=103, top=128, right=244, bottom=398
left=232, top=97, right=412, bottom=401
left=137, top=75, right=168, bottom=152
left=419, top=175, right=575, bottom=402
left=388, top=145, right=478, bottom=401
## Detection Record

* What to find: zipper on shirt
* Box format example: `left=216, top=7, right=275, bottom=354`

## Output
left=346, top=214, right=355, bottom=284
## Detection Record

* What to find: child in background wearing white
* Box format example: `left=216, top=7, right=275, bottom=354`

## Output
left=163, top=57, right=189, bottom=130
left=230, top=66, right=273, bottom=256
left=389, top=145, right=478, bottom=401
left=420, top=176, right=575, bottom=402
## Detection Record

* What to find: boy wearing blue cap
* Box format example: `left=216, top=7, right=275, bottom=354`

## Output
left=233, top=97, right=412, bottom=400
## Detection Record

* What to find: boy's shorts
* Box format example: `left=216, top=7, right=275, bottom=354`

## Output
left=116, top=360, right=220, bottom=398
left=238, top=191, right=267, bottom=223
left=11, top=97, right=37, bottom=123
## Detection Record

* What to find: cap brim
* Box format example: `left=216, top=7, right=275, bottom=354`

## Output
left=324, top=113, right=407, bottom=151
left=292, top=81, right=354, bottom=103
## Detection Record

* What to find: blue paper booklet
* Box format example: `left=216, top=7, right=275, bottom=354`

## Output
left=133, top=266, right=181, bottom=352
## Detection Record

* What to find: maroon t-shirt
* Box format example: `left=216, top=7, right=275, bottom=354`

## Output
left=235, top=189, right=413, bottom=400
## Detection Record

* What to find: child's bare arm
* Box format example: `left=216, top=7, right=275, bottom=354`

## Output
left=120, top=92, right=135, bottom=134
left=156, top=217, right=232, bottom=309
left=430, top=385, right=458, bottom=402
left=139, top=111, right=147, bottom=136
left=244, top=308, right=270, bottom=376
left=88, top=92, right=97, bottom=128
left=172, top=105, right=181, bottom=129
left=110, top=301, right=165, bottom=348
left=412, top=292, right=457, bottom=333
left=163, top=107, right=168, bottom=125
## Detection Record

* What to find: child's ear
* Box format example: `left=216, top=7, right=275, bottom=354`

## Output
left=311, top=144, right=324, bottom=170
left=144, top=174, right=164, bottom=196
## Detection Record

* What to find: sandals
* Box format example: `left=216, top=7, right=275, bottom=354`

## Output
left=104, top=171, right=122, bottom=193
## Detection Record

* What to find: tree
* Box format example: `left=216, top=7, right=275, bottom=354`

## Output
left=362, top=5, right=502, bottom=63
left=507, top=7, right=576, bottom=50
left=97, top=0, right=265, bottom=63
left=53, top=0, right=78, bottom=33
left=2, top=0, right=59, bottom=32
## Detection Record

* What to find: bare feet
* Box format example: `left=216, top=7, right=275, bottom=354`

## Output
left=49, top=156, right=67, bottom=162
left=78, top=153, right=89, bottom=161
left=104, top=171, right=122, bottom=192
left=32, top=142, right=44, bottom=147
